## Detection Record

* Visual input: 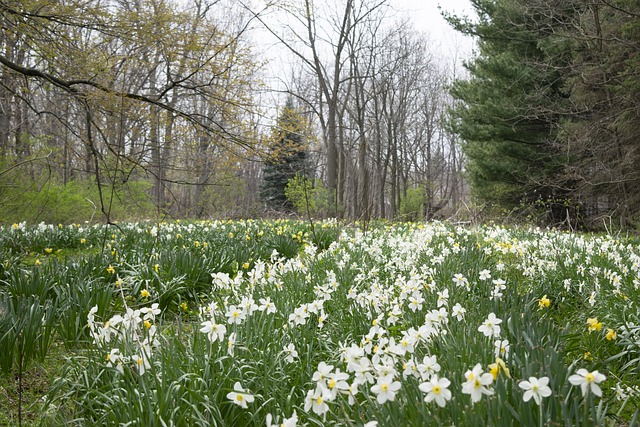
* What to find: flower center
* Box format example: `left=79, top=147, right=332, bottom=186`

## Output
left=381, top=383, right=389, bottom=392
left=236, top=394, right=243, bottom=401
left=433, top=385, right=441, bottom=395
left=585, top=373, right=595, bottom=383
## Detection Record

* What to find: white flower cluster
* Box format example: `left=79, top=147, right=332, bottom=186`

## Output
left=87, top=303, right=161, bottom=375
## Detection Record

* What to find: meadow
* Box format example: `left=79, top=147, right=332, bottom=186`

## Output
left=1, top=219, right=639, bottom=426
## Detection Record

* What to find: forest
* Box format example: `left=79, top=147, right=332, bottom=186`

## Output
left=1, top=0, right=639, bottom=229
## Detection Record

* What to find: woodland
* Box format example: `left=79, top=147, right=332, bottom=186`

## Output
left=1, top=0, right=639, bottom=229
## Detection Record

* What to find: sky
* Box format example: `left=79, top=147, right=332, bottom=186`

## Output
left=388, top=0, right=476, bottom=62
left=252, top=0, right=477, bottom=79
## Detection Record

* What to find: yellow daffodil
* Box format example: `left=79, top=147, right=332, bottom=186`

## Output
left=488, top=357, right=511, bottom=380
left=587, top=317, right=602, bottom=333
left=44, top=247, right=53, bottom=254
left=605, top=328, right=617, bottom=341
left=106, top=265, right=115, bottom=274
left=141, top=289, right=150, bottom=298
left=538, top=295, right=550, bottom=309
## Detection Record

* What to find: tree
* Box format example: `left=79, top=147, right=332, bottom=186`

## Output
left=0, top=0, right=261, bottom=222
left=446, top=0, right=570, bottom=220
left=260, top=98, right=310, bottom=211
left=446, top=0, right=640, bottom=227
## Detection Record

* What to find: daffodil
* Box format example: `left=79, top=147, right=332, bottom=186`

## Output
left=227, top=332, right=236, bottom=356
left=225, top=305, right=246, bottom=325
left=282, top=343, right=298, bottom=363
left=266, top=411, right=298, bottom=427
left=370, top=374, right=401, bottom=404
left=140, top=289, right=150, bottom=298
left=200, top=318, right=226, bottom=343
left=605, top=328, right=617, bottom=341
left=227, top=382, right=255, bottom=409
left=568, top=369, right=606, bottom=397
left=131, top=354, right=150, bottom=376
left=419, top=375, right=452, bottom=407
left=587, top=317, right=602, bottom=333
left=258, top=297, right=277, bottom=314
left=519, top=376, right=552, bottom=405
left=538, top=295, right=550, bottom=309
left=304, top=387, right=329, bottom=416
left=451, top=303, right=466, bottom=321
left=488, top=357, right=510, bottom=380
left=461, top=364, right=494, bottom=403
left=494, top=339, right=510, bottom=358
left=478, top=313, right=502, bottom=337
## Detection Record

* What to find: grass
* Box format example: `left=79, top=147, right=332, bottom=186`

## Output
left=1, top=219, right=639, bottom=426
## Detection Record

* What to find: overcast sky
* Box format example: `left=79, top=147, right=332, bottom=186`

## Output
left=388, top=0, right=476, bottom=60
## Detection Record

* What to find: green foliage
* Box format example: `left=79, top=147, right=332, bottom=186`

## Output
left=399, top=187, right=425, bottom=221
left=447, top=0, right=569, bottom=215
left=260, top=100, right=311, bottom=211
left=193, top=171, right=259, bottom=218
left=0, top=175, right=154, bottom=225
left=284, top=175, right=332, bottom=218
left=447, top=0, right=640, bottom=228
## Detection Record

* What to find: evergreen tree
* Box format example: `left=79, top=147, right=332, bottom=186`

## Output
left=446, top=0, right=572, bottom=218
left=447, top=0, right=640, bottom=226
left=260, top=99, right=310, bottom=210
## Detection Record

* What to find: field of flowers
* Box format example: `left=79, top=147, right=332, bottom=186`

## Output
left=1, top=219, right=639, bottom=426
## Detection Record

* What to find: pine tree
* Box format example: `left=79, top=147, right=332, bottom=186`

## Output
left=446, top=0, right=571, bottom=217
left=447, top=0, right=640, bottom=226
left=260, top=99, right=310, bottom=211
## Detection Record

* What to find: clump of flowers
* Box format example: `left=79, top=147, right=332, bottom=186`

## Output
left=462, top=364, right=494, bottom=403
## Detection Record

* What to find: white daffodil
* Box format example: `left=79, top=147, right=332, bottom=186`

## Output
left=304, top=387, right=330, bottom=416
left=200, top=318, right=226, bottom=343
left=227, top=381, right=255, bottom=409
left=478, top=312, right=502, bottom=337
left=519, top=376, right=552, bottom=405
left=370, top=374, right=401, bottom=404
left=461, top=363, right=494, bottom=403
left=282, top=343, right=298, bottom=363
left=568, top=369, right=606, bottom=397
left=419, top=374, right=452, bottom=407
